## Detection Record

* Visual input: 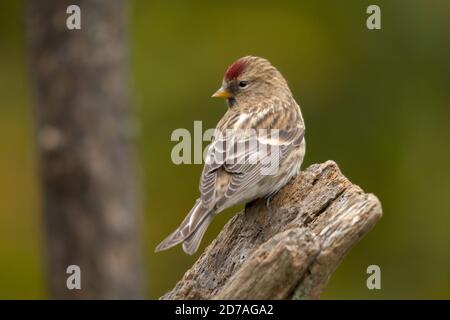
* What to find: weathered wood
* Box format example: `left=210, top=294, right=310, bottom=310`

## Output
left=26, top=0, right=144, bottom=298
left=162, top=161, right=382, bottom=300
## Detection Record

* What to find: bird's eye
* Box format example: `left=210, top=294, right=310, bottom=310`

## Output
left=239, top=81, right=248, bottom=88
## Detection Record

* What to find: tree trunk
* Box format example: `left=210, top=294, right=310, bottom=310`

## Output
left=163, top=161, right=382, bottom=300
left=25, top=0, right=144, bottom=299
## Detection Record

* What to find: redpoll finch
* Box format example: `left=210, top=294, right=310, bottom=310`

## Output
left=156, top=56, right=305, bottom=255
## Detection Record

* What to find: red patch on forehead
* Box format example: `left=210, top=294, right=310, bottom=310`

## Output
left=224, top=58, right=248, bottom=80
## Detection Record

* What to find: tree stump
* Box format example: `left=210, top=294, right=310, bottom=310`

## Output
left=162, top=161, right=382, bottom=299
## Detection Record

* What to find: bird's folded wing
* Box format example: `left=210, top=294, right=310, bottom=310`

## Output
left=223, top=126, right=303, bottom=200
left=200, top=118, right=304, bottom=210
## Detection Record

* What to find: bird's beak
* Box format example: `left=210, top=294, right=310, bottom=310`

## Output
left=212, top=86, right=232, bottom=99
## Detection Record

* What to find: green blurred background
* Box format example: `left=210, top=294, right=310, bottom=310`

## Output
left=1, top=0, right=449, bottom=299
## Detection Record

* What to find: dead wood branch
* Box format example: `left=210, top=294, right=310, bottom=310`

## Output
left=163, top=161, right=382, bottom=300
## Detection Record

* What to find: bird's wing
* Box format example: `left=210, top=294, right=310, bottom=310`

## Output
left=200, top=101, right=304, bottom=210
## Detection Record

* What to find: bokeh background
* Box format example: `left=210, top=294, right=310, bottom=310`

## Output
left=1, top=0, right=449, bottom=299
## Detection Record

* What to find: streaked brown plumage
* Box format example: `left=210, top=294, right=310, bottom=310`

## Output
left=156, top=56, right=305, bottom=254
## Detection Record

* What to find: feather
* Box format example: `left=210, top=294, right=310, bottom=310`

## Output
left=199, top=99, right=304, bottom=211
left=155, top=200, right=210, bottom=252
left=224, top=58, right=248, bottom=80
left=182, top=215, right=214, bottom=255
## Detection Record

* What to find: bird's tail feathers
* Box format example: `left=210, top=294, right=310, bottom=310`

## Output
left=182, top=214, right=213, bottom=255
left=155, top=200, right=211, bottom=253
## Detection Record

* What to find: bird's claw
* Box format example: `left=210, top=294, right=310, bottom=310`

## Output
left=265, top=195, right=274, bottom=212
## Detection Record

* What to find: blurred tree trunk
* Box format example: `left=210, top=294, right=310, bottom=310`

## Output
left=25, top=0, right=144, bottom=299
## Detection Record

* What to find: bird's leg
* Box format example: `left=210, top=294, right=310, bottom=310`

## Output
left=265, top=195, right=274, bottom=211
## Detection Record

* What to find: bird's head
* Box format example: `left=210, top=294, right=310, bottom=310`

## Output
left=212, top=56, right=290, bottom=107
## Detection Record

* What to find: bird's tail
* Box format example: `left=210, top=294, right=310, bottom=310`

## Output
left=182, top=214, right=213, bottom=255
left=155, top=199, right=213, bottom=255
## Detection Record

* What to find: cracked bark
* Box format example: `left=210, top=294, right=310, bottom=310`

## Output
left=162, top=161, right=382, bottom=300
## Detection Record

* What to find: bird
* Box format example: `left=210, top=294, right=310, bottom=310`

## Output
left=155, top=56, right=306, bottom=255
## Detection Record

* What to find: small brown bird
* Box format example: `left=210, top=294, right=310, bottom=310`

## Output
left=156, top=56, right=305, bottom=254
